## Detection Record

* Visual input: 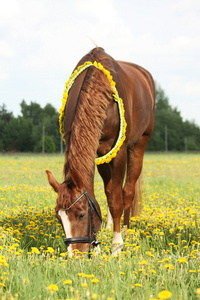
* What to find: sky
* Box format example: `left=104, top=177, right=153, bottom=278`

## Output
left=0, top=0, right=200, bottom=126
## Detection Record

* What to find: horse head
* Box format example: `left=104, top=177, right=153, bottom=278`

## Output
left=46, top=169, right=102, bottom=255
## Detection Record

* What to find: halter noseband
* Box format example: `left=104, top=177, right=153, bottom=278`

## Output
left=61, top=187, right=102, bottom=248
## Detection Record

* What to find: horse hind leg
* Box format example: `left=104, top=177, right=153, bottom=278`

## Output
left=131, top=173, right=142, bottom=217
left=123, top=134, right=150, bottom=227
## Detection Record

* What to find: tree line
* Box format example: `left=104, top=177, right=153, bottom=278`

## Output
left=0, top=84, right=200, bottom=153
left=0, top=100, right=60, bottom=153
left=147, top=83, right=200, bottom=151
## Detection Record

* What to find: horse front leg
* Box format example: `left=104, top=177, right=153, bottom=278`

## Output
left=97, top=164, right=113, bottom=229
left=109, top=188, right=124, bottom=255
left=109, top=149, right=127, bottom=255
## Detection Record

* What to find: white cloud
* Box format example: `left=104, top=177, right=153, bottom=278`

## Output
left=0, top=0, right=20, bottom=24
left=0, top=41, right=15, bottom=57
left=0, top=0, right=199, bottom=125
left=0, top=63, right=9, bottom=80
left=168, top=76, right=200, bottom=97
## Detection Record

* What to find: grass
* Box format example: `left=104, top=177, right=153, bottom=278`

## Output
left=0, top=153, right=199, bottom=300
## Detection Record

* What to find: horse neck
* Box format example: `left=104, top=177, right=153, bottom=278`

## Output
left=64, top=66, right=113, bottom=189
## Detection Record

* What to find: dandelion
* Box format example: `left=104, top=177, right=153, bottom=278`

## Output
left=81, top=283, right=87, bottom=288
left=135, top=283, right=142, bottom=287
left=189, top=270, right=196, bottom=273
left=91, top=293, right=98, bottom=299
left=46, top=284, right=58, bottom=294
left=91, top=278, right=99, bottom=283
left=31, top=247, right=40, bottom=254
left=164, top=264, right=174, bottom=270
left=177, top=257, right=187, bottom=264
left=157, top=290, right=172, bottom=299
left=63, top=279, right=72, bottom=285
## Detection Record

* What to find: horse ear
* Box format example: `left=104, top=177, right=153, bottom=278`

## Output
left=45, top=170, right=60, bottom=193
left=70, top=169, right=83, bottom=191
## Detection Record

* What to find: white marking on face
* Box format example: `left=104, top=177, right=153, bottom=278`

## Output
left=58, top=209, right=73, bottom=256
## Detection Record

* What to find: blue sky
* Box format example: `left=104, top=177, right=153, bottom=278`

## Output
left=0, top=0, right=200, bottom=125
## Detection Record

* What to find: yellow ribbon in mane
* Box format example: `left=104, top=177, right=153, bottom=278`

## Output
left=59, top=61, right=127, bottom=165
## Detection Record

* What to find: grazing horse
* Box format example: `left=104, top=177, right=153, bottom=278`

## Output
left=46, top=47, right=155, bottom=255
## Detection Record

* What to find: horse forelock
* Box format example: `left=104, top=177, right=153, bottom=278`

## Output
left=64, top=62, right=113, bottom=186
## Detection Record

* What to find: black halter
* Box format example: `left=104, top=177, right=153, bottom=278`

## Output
left=61, top=188, right=102, bottom=248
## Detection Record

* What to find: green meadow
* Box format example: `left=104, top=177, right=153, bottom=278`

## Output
left=0, top=153, right=200, bottom=300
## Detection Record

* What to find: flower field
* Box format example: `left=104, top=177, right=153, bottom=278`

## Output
left=0, top=153, right=200, bottom=300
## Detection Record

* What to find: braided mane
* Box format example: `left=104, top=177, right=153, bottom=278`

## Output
left=64, top=64, right=113, bottom=185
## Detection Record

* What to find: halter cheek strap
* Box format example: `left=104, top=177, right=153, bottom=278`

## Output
left=63, top=191, right=86, bottom=211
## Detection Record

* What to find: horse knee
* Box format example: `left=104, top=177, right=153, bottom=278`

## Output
left=109, top=202, right=123, bottom=219
left=123, top=185, right=135, bottom=209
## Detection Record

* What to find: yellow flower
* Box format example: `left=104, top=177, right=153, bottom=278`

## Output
left=63, top=279, right=72, bottom=285
left=197, top=288, right=200, bottom=295
left=157, top=290, right=172, bottom=299
left=81, top=283, right=87, bottom=288
left=93, top=61, right=98, bottom=67
left=46, top=247, right=54, bottom=253
left=31, top=247, right=40, bottom=254
left=91, top=293, right=98, bottom=299
left=0, top=283, right=6, bottom=287
left=135, top=283, right=142, bottom=287
left=91, top=278, right=99, bottom=283
left=177, top=257, right=187, bottom=263
left=46, top=284, right=58, bottom=293
left=164, top=264, right=174, bottom=270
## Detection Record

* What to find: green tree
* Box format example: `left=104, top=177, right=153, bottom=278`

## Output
left=147, top=83, right=200, bottom=151
left=0, top=104, right=15, bottom=151
left=20, top=100, right=43, bottom=125
left=34, top=136, right=56, bottom=153
left=20, top=101, right=60, bottom=152
left=0, top=103, right=13, bottom=122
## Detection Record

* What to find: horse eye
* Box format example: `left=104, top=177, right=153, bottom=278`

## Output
left=79, top=213, right=86, bottom=221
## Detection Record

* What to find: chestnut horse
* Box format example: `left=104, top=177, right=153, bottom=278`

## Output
left=46, top=47, right=155, bottom=255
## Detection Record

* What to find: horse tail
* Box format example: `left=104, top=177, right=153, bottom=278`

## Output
left=131, top=173, right=142, bottom=216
